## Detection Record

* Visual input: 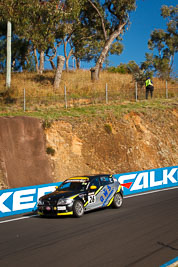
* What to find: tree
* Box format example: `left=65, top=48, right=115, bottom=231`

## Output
left=0, top=0, right=64, bottom=73
left=144, top=5, right=178, bottom=79
left=84, top=0, right=136, bottom=80
left=45, top=0, right=84, bottom=72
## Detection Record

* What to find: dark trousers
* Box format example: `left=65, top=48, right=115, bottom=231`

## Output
left=146, top=85, right=154, bottom=99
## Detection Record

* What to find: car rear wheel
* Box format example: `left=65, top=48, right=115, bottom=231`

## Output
left=73, top=200, right=84, bottom=217
left=112, top=193, right=123, bottom=208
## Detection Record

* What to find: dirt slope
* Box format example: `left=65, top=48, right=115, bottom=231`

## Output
left=0, top=116, right=52, bottom=189
left=45, top=108, right=178, bottom=182
left=0, top=109, right=177, bottom=189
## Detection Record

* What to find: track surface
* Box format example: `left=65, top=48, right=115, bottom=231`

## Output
left=0, top=188, right=178, bottom=267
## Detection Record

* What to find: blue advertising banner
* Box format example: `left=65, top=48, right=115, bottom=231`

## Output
left=115, top=166, right=178, bottom=195
left=0, top=182, right=61, bottom=218
left=0, top=166, right=177, bottom=218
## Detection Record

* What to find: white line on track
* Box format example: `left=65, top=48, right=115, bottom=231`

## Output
left=0, top=215, right=37, bottom=224
left=0, top=186, right=178, bottom=224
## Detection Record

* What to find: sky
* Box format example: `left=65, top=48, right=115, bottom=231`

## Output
left=47, top=0, right=178, bottom=74
left=108, top=0, right=178, bottom=73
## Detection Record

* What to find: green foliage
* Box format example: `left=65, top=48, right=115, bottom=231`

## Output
left=107, top=61, right=140, bottom=74
left=144, top=4, right=178, bottom=79
left=104, top=123, right=112, bottom=134
left=46, top=146, right=55, bottom=156
left=107, top=64, right=128, bottom=74
left=0, top=0, right=137, bottom=75
left=42, top=119, right=52, bottom=129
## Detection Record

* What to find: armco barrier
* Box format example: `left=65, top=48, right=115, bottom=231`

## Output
left=0, top=166, right=177, bottom=218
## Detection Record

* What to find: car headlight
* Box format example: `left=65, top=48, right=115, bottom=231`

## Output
left=38, top=199, right=43, bottom=205
left=57, top=198, right=73, bottom=205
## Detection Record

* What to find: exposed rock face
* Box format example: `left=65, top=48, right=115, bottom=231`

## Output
left=45, top=109, right=178, bottom=182
left=45, top=121, right=92, bottom=181
left=0, top=117, right=52, bottom=189
left=0, top=109, right=177, bottom=189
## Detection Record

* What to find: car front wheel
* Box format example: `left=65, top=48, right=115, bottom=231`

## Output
left=112, top=193, right=123, bottom=208
left=73, top=200, right=84, bottom=217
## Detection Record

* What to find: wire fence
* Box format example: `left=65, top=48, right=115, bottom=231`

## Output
left=0, top=80, right=177, bottom=111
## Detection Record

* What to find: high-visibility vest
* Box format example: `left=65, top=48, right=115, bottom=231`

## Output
left=145, top=79, right=153, bottom=87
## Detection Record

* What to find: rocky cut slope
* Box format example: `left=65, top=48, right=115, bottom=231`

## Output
left=0, top=108, right=178, bottom=189
left=0, top=117, right=52, bottom=189
left=45, top=109, right=178, bottom=181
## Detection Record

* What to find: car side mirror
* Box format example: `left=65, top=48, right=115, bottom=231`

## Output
left=90, top=185, right=97, bottom=190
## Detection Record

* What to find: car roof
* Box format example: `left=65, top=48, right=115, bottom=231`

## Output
left=68, top=174, right=113, bottom=182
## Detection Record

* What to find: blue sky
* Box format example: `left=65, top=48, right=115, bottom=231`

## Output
left=48, top=0, right=177, bottom=74
left=107, top=0, right=178, bottom=73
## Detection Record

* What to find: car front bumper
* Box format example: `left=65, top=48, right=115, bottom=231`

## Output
left=37, top=204, right=73, bottom=216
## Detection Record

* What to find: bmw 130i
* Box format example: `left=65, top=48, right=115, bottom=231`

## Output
left=37, top=174, right=123, bottom=218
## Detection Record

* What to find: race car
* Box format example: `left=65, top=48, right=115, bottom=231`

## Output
left=37, top=174, right=123, bottom=218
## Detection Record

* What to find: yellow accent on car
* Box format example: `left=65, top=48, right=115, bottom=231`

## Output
left=107, top=197, right=114, bottom=207
left=68, top=177, right=89, bottom=180
left=38, top=211, right=44, bottom=216
left=57, top=212, right=73, bottom=216
left=117, top=185, right=121, bottom=193
left=90, top=185, right=97, bottom=190
left=70, top=194, right=79, bottom=199
left=95, top=186, right=103, bottom=195
left=84, top=201, right=88, bottom=207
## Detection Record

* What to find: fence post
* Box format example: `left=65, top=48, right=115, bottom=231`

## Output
left=135, top=82, right=138, bottom=101
left=24, top=88, right=26, bottom=112
left=166, top=80, right=168, bottom=99
left=64, top=85, right=67, bottom=109
left=105, top=83, right=108, bottom=104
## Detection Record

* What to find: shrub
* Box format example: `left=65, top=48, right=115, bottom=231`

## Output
left=104, top=124, right=112, bottom=134
left=42, top=119, right=52, bottom=129
left=46, top=146, right=55, bottom=156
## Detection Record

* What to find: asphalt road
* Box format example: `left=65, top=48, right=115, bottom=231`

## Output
left=0, top=188, right=178, bottom=267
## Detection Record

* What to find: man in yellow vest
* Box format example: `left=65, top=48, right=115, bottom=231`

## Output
left=145, top=77, right=154, bottom=99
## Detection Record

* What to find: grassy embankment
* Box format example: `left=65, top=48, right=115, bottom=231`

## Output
left=0, top=70, right=177, bottom=120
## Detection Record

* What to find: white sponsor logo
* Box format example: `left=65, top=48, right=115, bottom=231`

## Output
left=118, top=168, right=177, bottom=191
left=0, top=186, right=56, bottom=214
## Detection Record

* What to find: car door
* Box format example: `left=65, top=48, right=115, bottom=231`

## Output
left=99, top=176, right=116, bottom=208
left=85, top=177, right=103, bottom=211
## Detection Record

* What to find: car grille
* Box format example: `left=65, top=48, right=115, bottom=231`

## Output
left=43, top=199, right=57, bottom=206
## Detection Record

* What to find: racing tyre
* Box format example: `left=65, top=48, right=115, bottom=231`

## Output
left=112, top=193, right=123, bottom=208
left=73, top=200, right=84, bottom=218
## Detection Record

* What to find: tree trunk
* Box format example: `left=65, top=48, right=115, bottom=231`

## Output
left=49, top=59, right=56, bottom=70
left=39, top=51, right=44, bottom=74
left=76, top=58, right=80, bottom=69
left=34, top=48, right=39, bottom=73
left=66, top=58, right=69, bottom=72
left=54, top=56, right=65, bottom=89
left=63, top=38, right=73, bottom=72
left=91, top=23, right=126, bottom=81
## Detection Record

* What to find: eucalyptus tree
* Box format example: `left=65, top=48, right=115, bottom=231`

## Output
left=0, top=0, right=64, bottom=73
left=45, top=0, right=84, bottom=72
left=144, top=5, right=178, bottom=79
left=82, top=0, right=136, bottom=80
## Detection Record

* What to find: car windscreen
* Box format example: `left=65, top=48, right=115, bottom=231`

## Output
left=58, top=180, right=89, bottom=192
left=100, top=176, right=114, bottom=185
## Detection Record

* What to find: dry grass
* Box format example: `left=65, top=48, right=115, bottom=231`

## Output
left=0, top=70, right=177, bottom=102
left=0, top=70, right=134, bottom=97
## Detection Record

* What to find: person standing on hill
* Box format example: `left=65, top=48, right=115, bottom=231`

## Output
left=145, top=77, right=154, bottom=99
